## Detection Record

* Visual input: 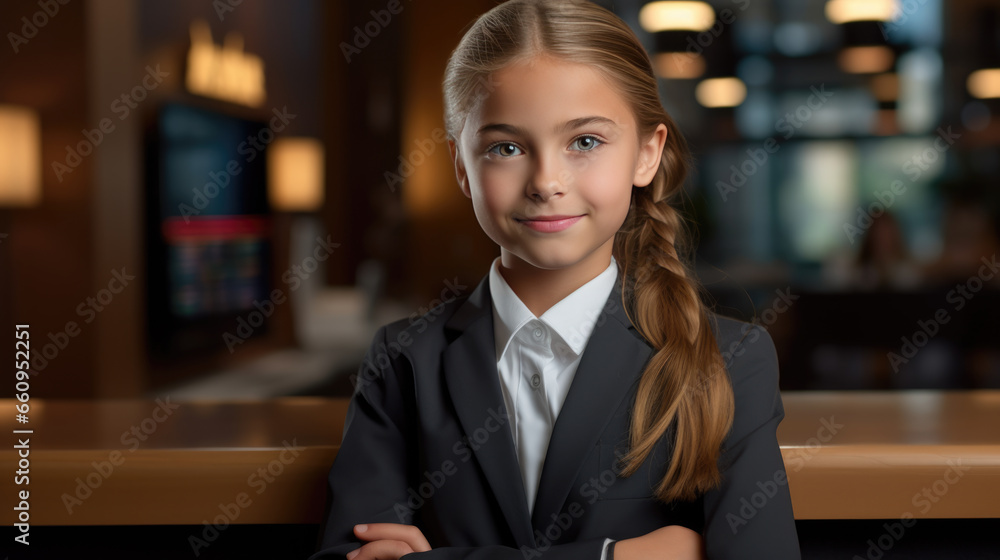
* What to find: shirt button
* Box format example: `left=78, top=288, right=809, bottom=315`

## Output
left=532, top=327, right=543, bottom=339
left=530, top=373, right=541, bottom=388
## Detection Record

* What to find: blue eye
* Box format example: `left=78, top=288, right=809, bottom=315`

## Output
left=571, top=135, right=603, bottom=151
left=486, top=136, right=603, bottom=157
left=487, top=142, right=523, bottom=157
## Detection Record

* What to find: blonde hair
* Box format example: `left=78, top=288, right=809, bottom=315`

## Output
left=443, top=0, right=734, bottom=502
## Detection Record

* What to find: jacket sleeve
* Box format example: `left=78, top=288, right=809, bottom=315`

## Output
left=398, top=537, right=610, bottom=560
left=309, top=324, right=418, bottom=559
left=701, top=324, right=801, bottom=560
left=310, top=326, right=614, bottom=560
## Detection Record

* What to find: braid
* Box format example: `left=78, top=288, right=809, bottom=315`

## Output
left=631, top=195, right=702, bottom=345
left=613, top=142, right=734, bottom=502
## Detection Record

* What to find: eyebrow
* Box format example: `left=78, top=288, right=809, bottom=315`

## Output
left=475, top=116, right=619, bottom=137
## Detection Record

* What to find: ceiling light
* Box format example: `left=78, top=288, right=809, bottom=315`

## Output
left=640, top=1, right=716, bottom=32
left=695, top=77, right=747, bottom=108
left=825, top=0, right=898, bottom=24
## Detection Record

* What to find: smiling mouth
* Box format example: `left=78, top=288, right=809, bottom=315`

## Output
left=516, top=215, right=584, bottom=233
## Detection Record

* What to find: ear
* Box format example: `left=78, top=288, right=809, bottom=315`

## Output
left=633, top=123, right=668, bottom=188
left=449, top=139, right=471, bottom=198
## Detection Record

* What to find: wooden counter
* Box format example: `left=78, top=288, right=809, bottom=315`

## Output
left=777, top=390, right=1000, bottom=519
left=0, top=397, right=348, bottom=526
left=2, top=391, right=999, bottom=526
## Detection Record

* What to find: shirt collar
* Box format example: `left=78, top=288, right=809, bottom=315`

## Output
left=489, top=254, right=619, bottom=364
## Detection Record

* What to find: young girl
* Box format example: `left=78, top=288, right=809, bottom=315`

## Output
left=311, top=1, right=800, bottom=558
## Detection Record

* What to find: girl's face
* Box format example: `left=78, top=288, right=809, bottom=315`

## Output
left=449, top=54, right=666, bottom=279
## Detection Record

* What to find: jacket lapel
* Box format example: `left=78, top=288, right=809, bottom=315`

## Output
left=442, top=272, right=653, bottom=548
left=529, top=277, right=653, bottom=534
left=442, top=274, right=536, bottom=547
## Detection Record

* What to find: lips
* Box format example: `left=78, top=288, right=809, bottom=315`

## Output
left=521, top=215, right=580, bottom=221
left=516, top=214, right=584, bottom=233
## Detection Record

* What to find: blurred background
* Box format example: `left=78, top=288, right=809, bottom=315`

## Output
left=1, top=0, right=999, bottom=402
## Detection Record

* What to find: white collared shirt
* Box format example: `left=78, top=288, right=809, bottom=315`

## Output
left=489, top=254, right=618, bottom=560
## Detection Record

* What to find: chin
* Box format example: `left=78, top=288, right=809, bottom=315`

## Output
left=512, top=247, right=589, bottom=271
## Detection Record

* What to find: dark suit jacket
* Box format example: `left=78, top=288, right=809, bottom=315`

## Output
left=310, top=273, right=801, bottom=560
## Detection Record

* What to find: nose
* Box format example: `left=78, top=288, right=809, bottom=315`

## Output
left=526, top=150, right=568, bottom=201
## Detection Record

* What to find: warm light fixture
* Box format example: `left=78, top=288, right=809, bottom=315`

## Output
left=695, top=77, right=746, bottom=107
left=968, top=68, right=1000, bottom=99
left=268, top=137, right=325, bottom=212
left=186, top=19, right=266, bottom=107
left=0, top=105, right=41, bottom=207
left=838, top=46, right=895, bottom=74
left=870, top=73, right=899, bottom=101
left=653, top=52, right=706, bottom=79
left=825, top=0, right=898, bottom=24
left=639, top=1, right=716, bottom=32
